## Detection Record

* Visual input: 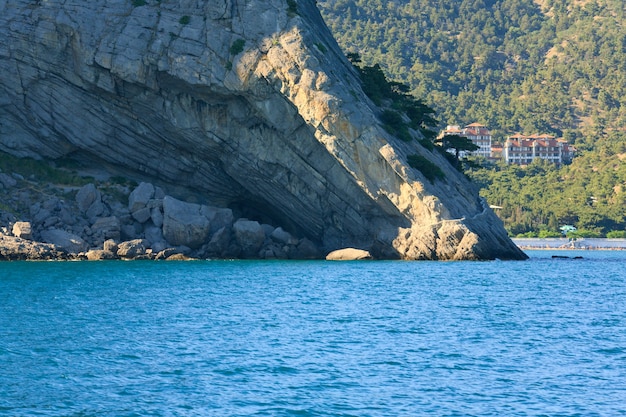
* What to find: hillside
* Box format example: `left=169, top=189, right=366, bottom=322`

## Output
left=318, top=0, right=626, bottom=235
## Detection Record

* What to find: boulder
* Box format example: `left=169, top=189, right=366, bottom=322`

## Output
left=144, top=225, right=165, bottom=247
left=131, top=207, right=152, bottom=224
left=103, top=239, right=119, bottom=253
left=270, top=227, right=295, bottom=245
left=233, top=219, right=266, bottom=258
left=91, top=216, right=121, bottom=241
left=326, top=248, right=373, bottom=261
left=203, top=226, right=232, bottom=258
left=117, top=239, right=148, bottom=259
left=162, top=196, right=211, bottom=249
left=165, top=253, right=193, bottom=261
left=128, top=182, right=155, bottom=213
left=207, top=207, right=234, bottom=234
left=12, top=221, right=33, bottom=240
left=155, top=247, right=181, bottom=260
left=295, top=238, right=320, bottom=259
left=85, top=249, right=117, bottom=261
left=0, top=233, right=69, bottom=260
left=32, top=207, right=53, bottom=226
left=40, top=229, right=89, bottom=254
left=150, top=206, right=164, bottom=228
left=85, top=200, right=107, bottom=221
left=76, top=183, right=100, bottom=213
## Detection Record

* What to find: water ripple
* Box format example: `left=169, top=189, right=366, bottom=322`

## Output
left=1, top=251, right=626, bottom=416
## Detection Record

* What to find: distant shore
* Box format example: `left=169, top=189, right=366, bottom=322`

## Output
left=513, top=238, right=626, bottom=250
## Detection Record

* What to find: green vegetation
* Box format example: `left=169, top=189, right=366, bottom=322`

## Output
left=407, top=154, right=445, bottom=183
left=230, top=39, right=246, bottom=56
left=469, top=145, right=626, bottom=236
left=319, top=0, right=626, bottom=136
left=436, top=134, right=479, bottom=169
left=315, top=42, right=328, bottom=54
left=179, top=15, right=190, bottom=25
left=349, top=55, right=438, bottom=143
left=319, top=0, right=626, bottom=236
left=0, top=151, right=92, bottom=187
left=287, top=0, right=298, bottom=16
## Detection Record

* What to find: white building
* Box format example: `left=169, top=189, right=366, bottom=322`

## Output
left=438, top=123, right=492, bottom=158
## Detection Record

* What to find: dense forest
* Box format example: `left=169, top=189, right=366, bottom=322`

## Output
left=318, top=0, right=626, bottom=236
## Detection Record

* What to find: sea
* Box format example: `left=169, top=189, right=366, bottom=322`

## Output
left=1, top=250, right=625, bottom=417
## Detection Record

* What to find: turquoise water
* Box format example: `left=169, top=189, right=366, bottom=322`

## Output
left=1, top=250, right=625, bottom=416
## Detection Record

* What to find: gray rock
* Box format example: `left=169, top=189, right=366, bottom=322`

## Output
left=205, top=207, right=234, bottom=234
left=76, top=184, right=100, bottom=213
left=32, top=208, right=53, bottom=226
left=162, top=196, right=211, bottom=249
left=150, top=207, right=164, bottom=228
left=58, top=206, right=77, bottom=226
left=203, top=226, right=232, bottom=258
left=233, top=219, right=265, bottom=258
left=261, top=223, right=275, bottom=237
left=260, top=242, right=288, bottom=259
left=154, top=187, right=166, bottom=200
left=151, top=240, right=168, bottom=253
left=43, top=216, right=60, bottom=228
left=120, top=224, right=141, bottom=241
left=91, top=217, right=121, bottom=241
left=270, top=227, right=294, bottom=245
left=12, top=221, right=33, bottom=240
left=117, top=239, right=148, bottom=259
left=128, top=182, right=155, bottom=213
left=144, top=225, right=164, bottom=246
left=40, top=229, right=89, bottom=254
left=42, top=197, right=60, bottom=212
left=0, top=173, right=17, bottom=189
left=155, top=247, right=181, bottom=260
left=86, top=200, right=107, bottom=222
left=131, top=207, right=152, bottom=224
left=295, top=238, right=320, bottom=259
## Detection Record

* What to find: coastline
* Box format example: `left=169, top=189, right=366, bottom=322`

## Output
left=513, top=238, right=626, bottom=250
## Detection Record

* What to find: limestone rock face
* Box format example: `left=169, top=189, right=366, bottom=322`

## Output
left=0, top=0, right=526, bottom=260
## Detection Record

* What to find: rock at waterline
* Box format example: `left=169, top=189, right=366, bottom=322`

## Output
left=326, top=248, right=373, bottom=261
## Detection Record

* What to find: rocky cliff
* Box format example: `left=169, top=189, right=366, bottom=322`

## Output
left=0, top=0, right=526, bottom=260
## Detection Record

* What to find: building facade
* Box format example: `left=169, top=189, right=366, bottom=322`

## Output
left=439, top=123, right=492, bottom=158
left=503, top=134, right=575, bottom=166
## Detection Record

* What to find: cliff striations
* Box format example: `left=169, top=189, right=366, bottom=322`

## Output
left=0, top=0, right=526, bottom=260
